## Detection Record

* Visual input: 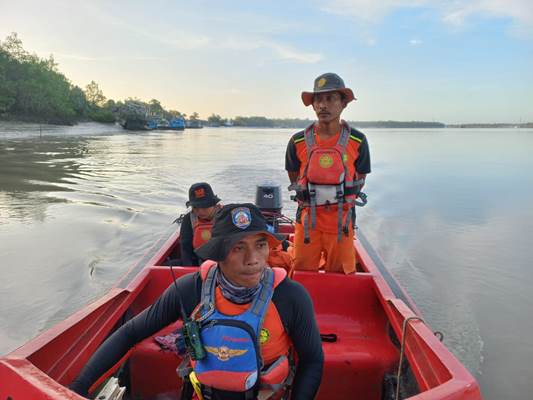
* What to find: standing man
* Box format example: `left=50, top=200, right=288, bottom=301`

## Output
left=285, top=73, right=371, bottom=274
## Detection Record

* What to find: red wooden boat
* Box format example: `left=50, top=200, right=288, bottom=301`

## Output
left=0, top=219, right=482, bottom=399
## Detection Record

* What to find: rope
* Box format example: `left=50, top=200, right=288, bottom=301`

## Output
left=395, top=316, right=424, bottom=400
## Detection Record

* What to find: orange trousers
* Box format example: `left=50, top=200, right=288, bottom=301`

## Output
left=293, top=223, right=356, bottom=274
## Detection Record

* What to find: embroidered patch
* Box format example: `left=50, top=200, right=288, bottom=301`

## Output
left=231, top=207, right=252, bottom=229
left=194, top=188, right=205, bottom=198
left=260, top=328, right=270, bottom=344
left=319, top=154, right=334, bottom=168
left=317, top=77, right=327, bottom=88
left=205, top=346, right=248, bottom=361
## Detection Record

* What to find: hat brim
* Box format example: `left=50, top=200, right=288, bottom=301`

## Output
left=186, top=195, right=221, bottom=208
left=301, top=88, right=356, bottom=107
left=195, top=230, right=284, bottom=262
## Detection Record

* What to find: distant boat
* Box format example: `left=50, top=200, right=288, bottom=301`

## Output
left=157, top=119, right=170, bottom=129
left=119, top=101, right=153, bottom=131
left=186, top=119, right=203, bottom=129
left=146, top=119, right=158, bottom=130
left=167, top=117, right=186, bottom=130
left=120, top=118, right=151, bottom=131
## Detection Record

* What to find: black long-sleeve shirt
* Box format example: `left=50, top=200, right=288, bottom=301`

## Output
left=179, top=212, right=200, bottom=266
left=71, top=272, right=324, bottom=399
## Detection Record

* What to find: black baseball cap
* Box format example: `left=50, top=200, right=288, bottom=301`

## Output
left=186, top=182, right=221, bottom=208
left=195, top=203, right=283, bottom=262
left=301, top=72, right=356, bottom=106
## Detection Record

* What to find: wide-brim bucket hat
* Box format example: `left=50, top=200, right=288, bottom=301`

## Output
left=301, top=72, right=356, bottom=106
left=195, top=203, right=283, bottom=262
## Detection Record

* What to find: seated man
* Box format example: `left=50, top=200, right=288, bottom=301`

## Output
left=71, top=203, right=324, bottom=400
left=180, top=182, right=222, bottom=266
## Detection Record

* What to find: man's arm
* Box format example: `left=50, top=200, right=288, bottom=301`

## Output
left=179, top=213, right=197, bottom=266
left=285, top=137, right=301, bottom=184
left=354, top=135, right=371, bottom=192
left=274, top=279, right=324, bottom=400
left=70, top=273, right=200, bottom=397
left=288, top=171, right=299, bottom=184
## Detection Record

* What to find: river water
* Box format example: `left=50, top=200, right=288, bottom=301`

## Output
left=1, top=122, right=532, bottom=399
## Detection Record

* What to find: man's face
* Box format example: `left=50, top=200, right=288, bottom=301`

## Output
left=193, top=206, right=216, bottom=220
left=312, top=91, right=345, bottom=124
left=219, top=233, right=270, bottom=288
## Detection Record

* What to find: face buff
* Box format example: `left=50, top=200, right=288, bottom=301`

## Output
left=216, top=268, right=263, bottom=304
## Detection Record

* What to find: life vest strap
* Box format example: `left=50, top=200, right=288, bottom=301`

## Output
left=337, top=192, right=344, bottom=242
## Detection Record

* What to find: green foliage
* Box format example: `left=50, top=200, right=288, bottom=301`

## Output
left=85, top=81, right=106, bottom=108
left=0, top=33, right=81, bottom=124
left=88, top=109, right=115, bottom=123
left=207, top=114, right=223, bottom=126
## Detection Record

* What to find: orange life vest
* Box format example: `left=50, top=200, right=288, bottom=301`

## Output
left=190, top=205, right=221, bottom=249
left=291, top=122, right=364, bottom=242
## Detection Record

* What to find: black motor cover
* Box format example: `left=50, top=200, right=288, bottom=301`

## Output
left=255, top=184, right=282, bottom=212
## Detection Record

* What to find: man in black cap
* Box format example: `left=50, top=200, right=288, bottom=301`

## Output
left=179, top=182, right=222, bottom=266
left=285, top=73, right=371, bottom=274
left=71, top=203, right=323, bottom=400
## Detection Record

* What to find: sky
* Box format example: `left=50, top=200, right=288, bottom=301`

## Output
left=1, top=0, right=532, bottom=123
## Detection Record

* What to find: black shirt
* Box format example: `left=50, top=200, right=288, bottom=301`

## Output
left=71, top=272, right=324, bottom=400
left=179, top=212, right=200, bottom=266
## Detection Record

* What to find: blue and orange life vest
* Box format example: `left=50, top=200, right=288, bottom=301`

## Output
left=190, top=262, right=292, bottom=397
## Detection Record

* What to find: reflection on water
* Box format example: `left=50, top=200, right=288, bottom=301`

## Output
left=1, top=123, right=533, bottom=399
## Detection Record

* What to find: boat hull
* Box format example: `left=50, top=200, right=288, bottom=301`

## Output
left=0, top=226, right=482, bottom=399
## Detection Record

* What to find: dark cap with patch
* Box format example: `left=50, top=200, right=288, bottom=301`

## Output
left=186, top=182, right=221, bottom=208
left=195, top=203, right=283, bottom=261
left=301, top=72, right=356, bottom=106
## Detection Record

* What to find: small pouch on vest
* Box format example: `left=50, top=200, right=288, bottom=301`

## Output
left=306, top=149, right=345, bottom=185
left=260, top=355, right=289, bottom=389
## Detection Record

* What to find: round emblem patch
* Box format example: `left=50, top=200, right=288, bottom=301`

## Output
left=317, top=77, right=327, bottom=88
left=259, top=328, right=270, bottom=344
left=201, top=229, right=211, bottom=241
left=231, top=207, right=252, bottom=229
left=319, top=154, right=334, bottom=168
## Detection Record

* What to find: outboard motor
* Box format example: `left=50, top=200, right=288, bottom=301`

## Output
left=255, top=184, right=283, bottom=213
left=255, top=184, right=283, bottom=232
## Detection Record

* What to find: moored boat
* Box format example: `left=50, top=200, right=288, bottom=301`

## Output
left=0, top=211, right=482, bottom=399
left=168, top=117, right=186, bottom=130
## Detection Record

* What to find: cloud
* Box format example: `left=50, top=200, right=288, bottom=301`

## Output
left=409, top=38, right=423, bottom=45
left=319, top=0, right=533, bottom=36
left=320, top=0, right=426, bottom=23
left=441, top=0, right=533, bottom=27
left=51, top=53, right=167, bottom=62
left=214, top=37, right=322, bottom=64
left=262, top=41, right=323, bottom=63
left=79, top=3, right=321, bottom=64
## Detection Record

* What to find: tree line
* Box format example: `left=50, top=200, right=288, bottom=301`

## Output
left=0, top=33, right=197, bottom=125
left=1, top=33, right=449, bottom=129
